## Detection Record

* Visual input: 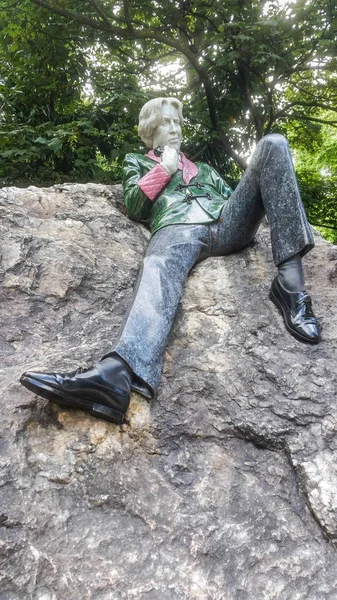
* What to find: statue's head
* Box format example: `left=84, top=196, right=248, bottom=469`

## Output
left=138, top=97, right=183, bottom=152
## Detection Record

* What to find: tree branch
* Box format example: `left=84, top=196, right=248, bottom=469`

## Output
left=219, top=134, right=248, bottom=170
left=290, top=82, right=337, bottom=106
left=287, top=114, right=337, bottom=127
left=30, top=0, right=114, bottom=31
left=27, top=0, right=248, bottom=166
left=310, top=221, right=337, bottom=231
left=123, top=0, right=134, bottom=34
left=87, top=0, right=113, bottom=29
left=275, top=101, right=337, bottom=121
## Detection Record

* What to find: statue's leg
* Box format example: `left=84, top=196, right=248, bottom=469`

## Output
left=20, top=224, right=210, bottom=422
left=213, top=133, right=313, bottom=264
left=213, top=134, right=319, bottom=343
left=105, top=224, right=210, bottom=397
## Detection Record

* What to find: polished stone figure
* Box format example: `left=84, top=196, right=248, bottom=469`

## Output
left=20, top=97, right=320, bottom=424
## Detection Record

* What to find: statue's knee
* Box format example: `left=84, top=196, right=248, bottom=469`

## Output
left=143, top=253, right=165, bottom=270
left=259, top=133, right=288, bottom=147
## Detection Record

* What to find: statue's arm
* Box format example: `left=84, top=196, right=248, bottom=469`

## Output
left=122, top=154, right=153, bottom=222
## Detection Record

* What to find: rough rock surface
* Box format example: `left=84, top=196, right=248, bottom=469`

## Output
left=0, top=183, right=336, bottom=600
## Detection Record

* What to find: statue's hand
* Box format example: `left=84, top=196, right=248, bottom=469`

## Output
left=161, top=146, right=179, bottom=176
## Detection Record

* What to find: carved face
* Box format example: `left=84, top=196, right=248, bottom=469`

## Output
left=152, top=102, right=182, bottom=152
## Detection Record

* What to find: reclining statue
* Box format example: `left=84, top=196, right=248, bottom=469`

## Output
left=20, top=97, right=320, bottom=424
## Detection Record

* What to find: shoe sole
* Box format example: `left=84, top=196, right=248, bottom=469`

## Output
left=20, top=375, right=126, bottom=424
left=269, top=289, right=320, bottom=345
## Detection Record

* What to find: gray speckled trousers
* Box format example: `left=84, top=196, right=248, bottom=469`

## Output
left=107, top=134, right=314, bottom=396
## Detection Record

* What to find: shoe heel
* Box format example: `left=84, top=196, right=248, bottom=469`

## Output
left=89, top=403, right=126, bottom=424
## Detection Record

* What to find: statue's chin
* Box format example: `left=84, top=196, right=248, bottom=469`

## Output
left=169, top=143, right=181, bottom=152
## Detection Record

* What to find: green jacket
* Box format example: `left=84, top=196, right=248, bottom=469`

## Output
left=122, top=152, right=232, bottom=235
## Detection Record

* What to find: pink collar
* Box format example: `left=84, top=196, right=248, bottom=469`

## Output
left=146, top=150, right=198, bottom=184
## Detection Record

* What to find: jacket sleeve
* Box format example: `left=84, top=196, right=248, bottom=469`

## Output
left=209, top=166, right=233, bottom=199
left=122, top=154, right=152, bottom=222
left=122, top=153, right=170, bottom=222
left=137, top=163, right=171, bottom=201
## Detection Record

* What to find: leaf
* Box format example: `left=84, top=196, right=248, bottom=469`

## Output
left=47, top=138, right=63, bottom=151
left=34, top=137, right=49, bottom=145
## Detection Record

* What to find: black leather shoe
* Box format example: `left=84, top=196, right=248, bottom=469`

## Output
left=269, top=276, right=320, bottom=344
left=19, top=358, right=132, bottom=424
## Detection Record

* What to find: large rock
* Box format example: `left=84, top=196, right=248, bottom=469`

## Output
left=0, top=183, right=336, bottom=600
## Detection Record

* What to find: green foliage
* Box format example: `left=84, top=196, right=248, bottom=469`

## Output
left=297, top=170, right=337, bottom=244
left=0, top=1, right=147, bottom=184
left=282, top=110, right=337, bottom=243
left=291, top=120, right=337, bottom=243
left=1, top=120, right=107, bottom=184
left=0, top=0, right=336, bottom=238
left=0, top=109, right=144, bottom=185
